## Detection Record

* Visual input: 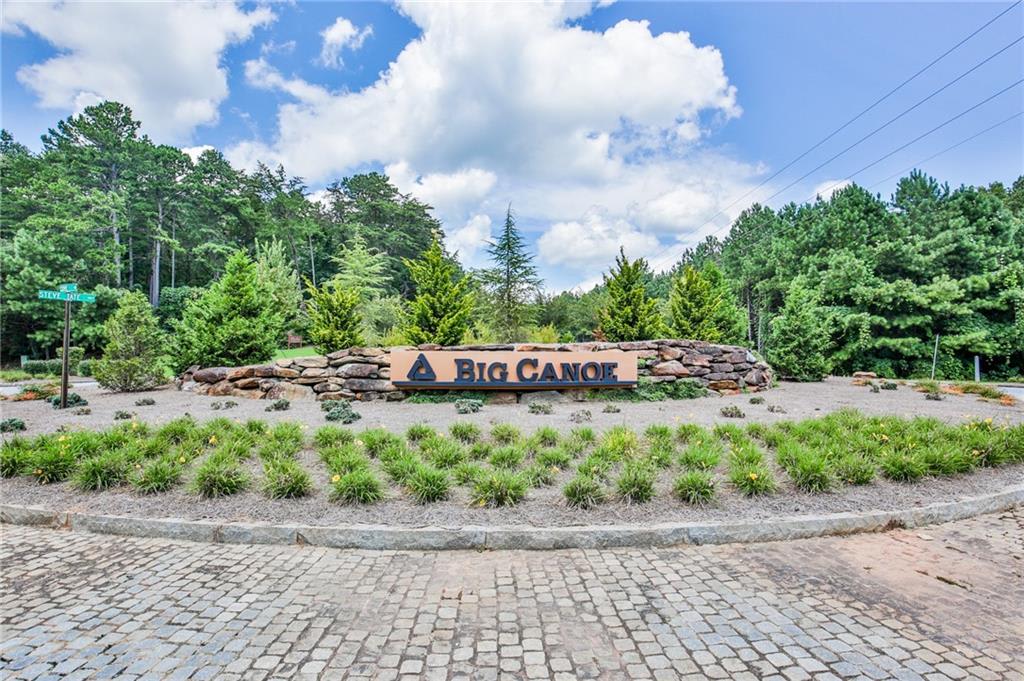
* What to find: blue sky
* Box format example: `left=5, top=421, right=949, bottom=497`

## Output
left=3, top=1, right=1022, bottom=291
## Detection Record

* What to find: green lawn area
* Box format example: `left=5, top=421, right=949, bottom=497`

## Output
left=273, top=345, right=319, bottom=360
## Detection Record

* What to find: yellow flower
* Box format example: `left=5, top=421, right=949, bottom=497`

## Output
left=178, top=456, right=186, bottom=464
left=131, top=421, right=138, bottom=429
left=34, top=468, right=42, bottom=475
left=208, top=435, right=217, bottom=445
left=58, top=435, right=68, bottom=442
left=478, top=499, right=486, bottom=507
left=331, top=474, right=341, bottom=483
left=972, top=449, right=980, bottom=456
left=748, top=472, right=758, bottom=481
left=880, top=434, right=889, bottom=442
left=135, top=464, right=142, bottom=470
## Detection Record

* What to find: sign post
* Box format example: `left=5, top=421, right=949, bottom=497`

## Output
left=37, top=283, right=96, bottom=409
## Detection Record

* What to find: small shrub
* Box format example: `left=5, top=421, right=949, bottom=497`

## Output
left=407, top=466, right=450, bottom=503
left=406, top=423, right=435, bottom=443
left=449, top=422, right=482, bottom=443
left=489, top=445, right=525, bottom=469
left=360, top=428, right=403, bottom=457
left=835, top=455, right=876, bottom=485
left=563, top=475, right=605, bottom=509
left=1, top=418, right=26, bottom=433
left=880, top=451, right=927, bottom=482
left=720, top=405, right=745, bottom=419
left=472, top=470, right=528, bottom=507
left=490, top=423, right=521, bottom=444
left=532, top=426, right=560, bottom=447
left=73, top=407, right=92, bottom=415
left=767, top=405, right=787, bottom=414
left=924, top=392, right=944, bottom=401
left=74, top=451, right=130, bottom=491
left=22, top=358, right=62, bottom=376
left=132, top=456, right=182, bottom=494
left=673, top=471, right=716, bottom=505
left=30, top=442, right=77, bottom=483
left=616, top=461, right=656, bottom=504
left=48, top=392, right=88, bottom=409
left=881, top=381, right=898, bottom=391
left=265, top=399, right=291, bottom=411
left=113, top=410, right=135, bottom=421
left=191, top=455, right=250, bottom=498
left=730, top=465, right=776, bottom=496
left=455, top=398, right=483, bottom=414
left=262, top=458, right=313, bottom=499
left=422, top=437, right=465, bottom=469
left=528, top=402, right=553, bottom=415
left=325, top=403, right=360, bottom=423
left=134, top=398, right=156, bottom=407
left=602, top=404, right=621, bottom=414
left=748, top=396, right=766, bottom=405
left=210, top=401, right=223, bottom=410
left=453, top=461, right=485, bottom=485
left=569, top=409, right=592, bottom=423
left=330, top=468, right=384, bottom=504
left=536, top=447, right=572, bottom=469
left=94, top=291, right=167, bottom=391
left=524, top=463, right=558, bottom=487
left=314, top=425, right=355, bottom=449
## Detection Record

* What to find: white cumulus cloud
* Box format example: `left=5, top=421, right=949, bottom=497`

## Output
left=812, top=179, right=851, bottom=200
left=538, top=209, right=662, bottom=271
left=3, top=1, right=274, bottom=142
left=318, top=17, right=373, bottom=69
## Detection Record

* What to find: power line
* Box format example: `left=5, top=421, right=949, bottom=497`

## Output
left=644, top=0, right=1022, bottom=270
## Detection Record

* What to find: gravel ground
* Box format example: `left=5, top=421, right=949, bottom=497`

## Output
left=1, top=377, right=1021, bottom=529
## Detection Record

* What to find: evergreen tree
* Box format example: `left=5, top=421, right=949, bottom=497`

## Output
left=173, top=250, right=283, bottom=370
left=305, top=279, right=364, bottom=353
left=598, top=248, right=664, bottom=341
left=331, top=232, right=390, bottom=300
left=702, top=262, right=747, bottom=345
left=402, top=239, right=475, bottom=346
left=94, top=291, right=167, bottom=391
left=255, top=238, right=303, bottom=331
left=767, top=279, right=831, bottom=381
left=482, top=205, right=541, bottom=342
left=668, top=263, right=746, bottom=344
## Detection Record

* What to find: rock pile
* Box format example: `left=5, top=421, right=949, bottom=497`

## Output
left=178, top=340, right=773, bottom=402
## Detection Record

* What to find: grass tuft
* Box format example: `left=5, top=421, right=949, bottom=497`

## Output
left=673, top=471, right=716, bottom=505
left=472, top=470, right=528, bottom=507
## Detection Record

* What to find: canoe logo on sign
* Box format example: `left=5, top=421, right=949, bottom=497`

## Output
left=391, top=350, right=638, bottom=390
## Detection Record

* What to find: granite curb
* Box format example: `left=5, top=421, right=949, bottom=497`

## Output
left=2, top=485, right=1020, bottom=550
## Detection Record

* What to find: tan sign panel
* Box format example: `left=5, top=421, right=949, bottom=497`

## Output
left=390, top=350, right=638, bottom=390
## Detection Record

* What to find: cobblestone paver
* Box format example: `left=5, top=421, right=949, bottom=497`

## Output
left=2, top=510, right=1022, bottom=680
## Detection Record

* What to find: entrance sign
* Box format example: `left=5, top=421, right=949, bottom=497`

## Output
left=391, top=350, right=638, bottom=390
left=36, top=283, right=95, bottom=409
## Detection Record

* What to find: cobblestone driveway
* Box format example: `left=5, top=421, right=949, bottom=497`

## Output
left=2, top=510, right=1022, bottom=680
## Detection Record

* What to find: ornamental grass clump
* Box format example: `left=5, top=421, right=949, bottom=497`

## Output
left=268, top=422, right=305, bottom=451
left=563, top=475, right=605, bottom=509
left=595, top=426, right=639, bottom=461
left=616, top=460, right=656, bottom=504
left=489, top=445, right=525, bottom=470
left=673, top=471, right=716, bottom=505
left=729, top=465, right=776, bottom=496
left=788, top=449, right=834, bottom=493
left=835, top=455, right=876, bottom=485
left=155, top=416, right=199, bottom=446
left=647, top=438, right=675, bottom=469
left=421, top=436, right=465, bottom=469
left=323, top=445, right=371, bottom=476
left=74, top=450, right=131, bottom=491
left=570, top=426, right=596, bottom=443
left=330, top=468, right=385, bottom=504
left=536, top=447, right=572, bottom=469
left=644, top=424, right=672, bottom=441
left=30, top=438, right=77, bottom=484
left=450, top=422, right=482, bottom=443
left=314, top=425, right=355, bottom=449
left=406, top=423, right=435, bottom=443
left=191, top=453, right=250, bottom=498
left=467, top=441, right=493, bottom=460
left=879, top=451, right=927, bottom=482
left=524, top=463, right=558, bottom=487
left=532, top=426, right=560, bottom=448
left=490, top=423, right=521, bottom=444
left=577, top=453, right=613, bottom=481
left=381, top=450, right=422, bottom=485
left=360, top=428, right=403, bottom=458
left=472, top=470, right=528, bottom=507
left=407, top=465, right=450, bottom=503
left=132, top=456, right=183, bottom=494
left=453, top=461, right=485, bottom=485
left=262, top=458, right=313, bottom=499
left=1, top=438, right=30, bottom=477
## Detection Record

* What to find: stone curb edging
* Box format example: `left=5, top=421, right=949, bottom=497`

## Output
left=2, top=485, right=1021, bottom=550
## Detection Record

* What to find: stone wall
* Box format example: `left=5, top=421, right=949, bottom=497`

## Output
left=178, top=340, right=773, bottom=402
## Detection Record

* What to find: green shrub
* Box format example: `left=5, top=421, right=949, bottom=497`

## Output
left=422, top=437, right=465, bottom=469
left=134, top=398, right=156, bottom=407
left=132, top=456, right=182, bottom=494
left=402, top=237, right=475, bottom=345
left=602, top=404, right=621, bottom=413
left=1, top=438, right=31, bottom=477
left=749, top=396, right=766, bottom=405
left=30, top=441, right=77, bottom=483
left=720, top=405, right=745, bottom=419
left=22, top=359, right=62, bottom=376
left=766, top=279, right=831, bottom=381
left=262, top=458, right=313, bottom=499
left=570, top=426, right=595, bottom=443
left=730, top=465, right=776, bottom=496
left=532, top=426, right=560, bottom=448
left=467, top=441, right=493, bottom=460
left=113, top=410, right=134, bottom=421
left=330, top=469, right=384, bottom=504
left=489, top=445, right=525, bottom=469
left=191, top=454, right=250, bottom=498
left=324, top=402, right=361, bottom=424
left=1, top=418, right=26, bottom=433
left=314, top=425, right=355, bottom=449
left=305, top=278, right=364, bottom=354
left=835, top=455, right=875, bottom=485
left=449, top=422, right=482, bottom=443
left=94, top=292, right=167, bottom=392
left=563, top=475, right=605, bottom=509
left=569, top=409, right=592, bottom=423
left=789, top=450, right=833, bottom=493
left=77, top=358, right=94, bottom=377
left=406, top=423, right=435, bottom=443
left=323, top=446, right=371, bottom=475
left=359, top=428, right=403, bottom=457
left=455, top=398, right=483, bottom=414
left=472, top=470, right=528, bottom=507
left=880, top=451, right=927, bottom=482
left=265, top=399, right=291, bottom=412
left=491, top=423, right=521, bottom=444
left=381, top=450, right=421, bottom=484
left=881, top=381, right=898, bottom=391
left=536, top=447, right=572, bottom=469
left=528, top=402, right=553, bottom=415
left=673, top=471, right=716, bottom=505
left=407, top=466, right=450, bottom=503
left=453, top=462, right=485, bottom=485
left=48, top=392, right=88, bottom=409
left=74, top=451, right=130, bottom=491
left=616, top=461, right=656, bottom=504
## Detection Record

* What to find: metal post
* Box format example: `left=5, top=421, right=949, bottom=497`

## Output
left=930, top=334, right=940, bottom=381
left=60, top=299, right=71, bottom=409
left=974, top=355, right=981, bottom=382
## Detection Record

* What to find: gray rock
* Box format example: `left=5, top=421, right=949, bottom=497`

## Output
left=335, top=363, right=378, bottom=378
left=294, top=356, right=329, bottom=368
left=344, top=378, right=396, bottom=392
left=520, top=391, right=567, bottom=404
left=192, top=367, right=228, bottom=383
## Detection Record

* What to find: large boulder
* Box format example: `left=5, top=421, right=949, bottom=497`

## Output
left=193, top=367, right=228, bottom=383
left=265, top=382, right=314, bottom=401
left=225, top=366, right=255, bottom=380
left=295, top=356, right=329, bottom=369
left=650, top=360, right=690, bottom=377
left=344, top=378, right=396, bottom=392
left=336, top=363, right=378, bottom=379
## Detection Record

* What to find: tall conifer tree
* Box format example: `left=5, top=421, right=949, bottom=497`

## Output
left=598, top=248, right=663, bottom=342
left=402, top=239, right=475, bottom=346
left=482, top=205, right=541, bottom=342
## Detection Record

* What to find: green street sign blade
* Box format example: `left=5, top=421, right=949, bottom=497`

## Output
left=38, top=289, right=95, bottom=303
left=58, top=283, right=78, bottom=292
left=72, top=292, right=96, bottom=303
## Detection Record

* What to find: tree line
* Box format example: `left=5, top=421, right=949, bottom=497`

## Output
left=2, top=100, right=1021, bottom=381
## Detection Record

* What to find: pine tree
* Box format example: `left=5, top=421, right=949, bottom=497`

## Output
left=668, top=262, right=746, bottom=344
left=598, top=248, right=664, bottom=342
left=173, top=250, right=284, bottom=370
left=305, top=279, right=364, bottom=353
left=94, top=291, right=167, bottom=391
left=331, top=232, right=390, bottom=300
left=255, top=238, right=302, bottom=330
left=482, top=205, right=541, bottom=342
left=767, top=279, right=831, bottom=380
left=402, top=239, right=475, bottom=346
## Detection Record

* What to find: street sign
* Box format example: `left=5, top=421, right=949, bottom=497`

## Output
left=36, top=283, right=95, bottom=408
left=38, top=290, right=96, bottom=303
